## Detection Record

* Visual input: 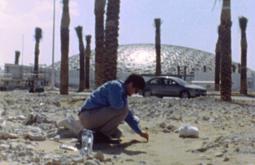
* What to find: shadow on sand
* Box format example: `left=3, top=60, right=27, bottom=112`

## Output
left=93, top=139, right=147, bottom=155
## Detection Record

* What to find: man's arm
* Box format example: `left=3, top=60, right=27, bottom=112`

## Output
left=125, top=110, right=149, bottom=142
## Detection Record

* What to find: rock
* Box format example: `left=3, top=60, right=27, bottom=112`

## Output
left=0, top=144, right=9, bottom=150
left=223, top=156, right=230, bottom=161
left=32, top=157, right=41, bottom=163
left=24, top=132, right=46, bottom=141
left=195, top=147, right=207, bottom=152
left=7, top=115, right=26, bottom=121
left=198, top=162, right=206, bottom=165
left=94, top=151, right=104, bottom=161
left=45, top=159, right=62, bottom=165
left=84, top=160, right=101, bottom=165
left=215, top=152, right=224, bottom=157
left=24, top=114, right=36, bottom=125
left=0, top=119, right=6, bottom=128
left=0, top=132, right=18, bottom=140
left=166, top=124, right=177, bottom=132
left=169, top=115, right=182, bottom=121
left=59, top=144, right=78, bottom=151
left=202, top=116, right=210, bottom=121
left=72, top=155, right=84, bottom=163
left=51, top=135, right=61, bottom=141
left=179, top=125, right=199, bottom=138
left=139, top=160, right=147, bottom=165
left=159, top=122, right=166, bottom=128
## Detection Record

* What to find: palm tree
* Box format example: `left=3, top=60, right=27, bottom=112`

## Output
left=215, top=25, right=221, bottom=91
left=239, top=16, right=248, bottom=95
left=15, top=51, right=20, bottom=65
left=85, top=35, right=92, bottom=89
left=232, top=64, right=236, bottom=73
left=154, top=18, right=162, bottom=76
left=177, top=65, right=180, bottom=77
left=94, top=0, right=106, bottom=86
left=104, top=0, right=120, bottom=82
left=183, top=66, right=187, bottom=80
left=34, top=27, right=42, bottom=79
left=60, top=0, right=70, bottom=95
left=75, top=26, right=85, bottom=92
left=219, top=0, right=232, bottom=101
left=238, top=63, right=241, bottom=73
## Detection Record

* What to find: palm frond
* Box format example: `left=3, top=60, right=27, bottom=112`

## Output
left=239, top=16, right=248, bottom=31
left=35, top=27, right=42, bottom=41
left=154, top=18, right=161, bottom=27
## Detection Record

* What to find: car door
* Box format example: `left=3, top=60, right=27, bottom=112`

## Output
left=147, top=78, right=163, bottom=95
left=171, top=79, right=184, bottom=96
left=159, top=78, right=170, bottom=96
left=165, top=79, right=183, bottom=96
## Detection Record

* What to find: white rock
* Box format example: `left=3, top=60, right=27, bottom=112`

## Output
left=59, top=144, right=78, bottom=151
left=179, top=125, right=199, bottom=138
left=0, top=119, right=6, bottom=128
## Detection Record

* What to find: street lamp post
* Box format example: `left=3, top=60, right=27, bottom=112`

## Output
left=51, top=0, right=56, bottom=89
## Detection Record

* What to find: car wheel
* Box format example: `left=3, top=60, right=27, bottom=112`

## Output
left=180, top=91, right=190, bottom=98
left=143, top=90, right=151, bottom=97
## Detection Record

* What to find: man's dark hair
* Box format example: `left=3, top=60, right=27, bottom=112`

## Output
left=124, top=74, right=145, bottom=90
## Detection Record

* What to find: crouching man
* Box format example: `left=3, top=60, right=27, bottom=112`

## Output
left=78, top=74, right=149, bottom=142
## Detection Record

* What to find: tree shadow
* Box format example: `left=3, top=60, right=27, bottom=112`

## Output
left=93, top=139, right=147, bottom=155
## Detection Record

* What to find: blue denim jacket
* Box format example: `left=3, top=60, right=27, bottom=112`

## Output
left=80, top=80, right=141, bottom=134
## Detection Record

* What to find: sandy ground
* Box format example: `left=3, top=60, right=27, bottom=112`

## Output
left=0, top=90, right=255, bottom=165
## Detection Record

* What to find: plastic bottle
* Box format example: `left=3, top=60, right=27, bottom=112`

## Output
left=80, top=129, right=94, bottom=156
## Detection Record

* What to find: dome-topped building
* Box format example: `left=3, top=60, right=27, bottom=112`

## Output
left=54, top=44, right=255, bottom=90
left=56, top=44, right=215, bottom=76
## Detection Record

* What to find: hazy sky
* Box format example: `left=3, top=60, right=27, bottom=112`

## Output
left=0, top=0, right=254, bottom=70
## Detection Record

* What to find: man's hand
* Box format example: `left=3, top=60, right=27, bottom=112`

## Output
left=139, top=132, right=149, bottom=142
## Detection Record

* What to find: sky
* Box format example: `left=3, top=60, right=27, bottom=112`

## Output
left=0, top=0, right=254, bottom=70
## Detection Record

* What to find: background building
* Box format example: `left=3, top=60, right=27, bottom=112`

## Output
left=1, top=44, right=254, bottom=91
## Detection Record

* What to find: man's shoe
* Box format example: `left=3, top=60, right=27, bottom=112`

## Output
left=94, top=132, right=121, bottom=144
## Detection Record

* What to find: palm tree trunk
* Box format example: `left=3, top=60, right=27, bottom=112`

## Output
left=214, top=25, right=221, bottom=91
left=60, top=0, right=70, bottom=95
left=219, top=0, right=232, bottom=101
left=85, top=35, right=92, bottom=89
left=183, top=66, right=187, bottom=80
left=94, top=0, right=106, bottom=86
left=154, top=18, right=162, bottom=76
left=104, top=0, right=120, bottom=82
left=34, top=42, right=39, bottom=79
left=239, top=17, right=248, bottom=95
left=15, top=51, right=20, bottom=65
left=232, top=64, right=236, bottom=73
left=177, top=65, right=180, bottom=77
left=75, top=26, right=85, bottom=92
left=34, top=27, right=42, bottom=79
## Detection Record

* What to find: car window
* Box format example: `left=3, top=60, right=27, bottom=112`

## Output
left=149, top=79, right=159, bottom=85
left=173, top=78, right=188, bottom=86
left=168, top=79, right=177, bottom=85
left=172, top=80, right=177, bottom=85
left=163, top=79, right=168, bottom=85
